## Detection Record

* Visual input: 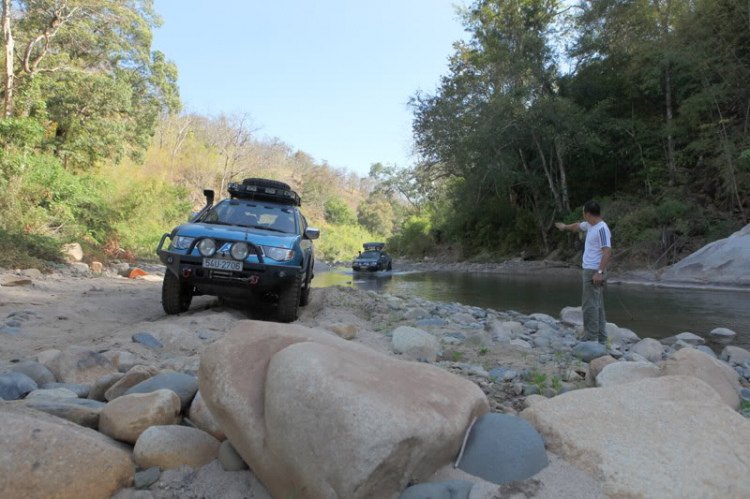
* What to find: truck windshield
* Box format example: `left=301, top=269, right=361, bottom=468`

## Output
left=202, top=201, right=297, bottom=234
left=359, top=251, right=380, bottom=259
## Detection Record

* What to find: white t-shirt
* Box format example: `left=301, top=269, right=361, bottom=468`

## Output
left=579, top=221, right=612, bottom=270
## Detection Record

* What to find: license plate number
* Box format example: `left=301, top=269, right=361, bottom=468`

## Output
left=202, top=258, right=242, bottom=271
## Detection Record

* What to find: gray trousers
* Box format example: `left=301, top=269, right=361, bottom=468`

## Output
left=582, top=269, right=608, bottom=343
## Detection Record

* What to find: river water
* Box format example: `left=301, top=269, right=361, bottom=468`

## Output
left=313, top=268, right=750, bottom=350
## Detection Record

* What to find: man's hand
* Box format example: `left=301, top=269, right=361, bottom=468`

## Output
left=555, top=222, right=566, bottom=231
left=593, top=272, right=604, bottom=286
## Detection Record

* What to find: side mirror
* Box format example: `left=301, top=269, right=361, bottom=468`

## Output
left=188, top=212, right=197, bottom=222
left=203, top=189, right=215, bottom=206
left=304, top=227, right=320, bottom=240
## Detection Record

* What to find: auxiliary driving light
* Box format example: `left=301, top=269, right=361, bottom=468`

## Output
left=230, top=242, right=250, bottom=260
left=197, top=238, right=217, bottom=257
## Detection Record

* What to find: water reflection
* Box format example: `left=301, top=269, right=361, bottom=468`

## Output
left=313, top=268, right=749, bottom=349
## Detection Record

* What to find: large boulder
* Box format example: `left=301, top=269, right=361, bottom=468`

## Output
left=391, top=326, right=439, bottom=362
left=0, top=404, right=134, bottom=498
left=89, top=372, right=125, bottom=401
left=133, top=425, right=220, bottom=470
left=572, top=341, right=608, bottom=363
left=105, top=365, right=160, bottom=401
left=660, top=224, right=750, bottom=286
left=0, top=372, right=38, bottom=400
left=606, top=324, right=639, bottom=344
left=200, top=320, right=489, bottom=499
left=721, top=345, right=750, bottom=365
left=587, top=356, right=617, bottom=387
left=45, top=346, right=117, bottom=384
left=661, top=348, right=741, bottom=409
left=11, top=361, right=57, bottom=386
left=40, top=382, right=90, bottom=398
left=521, top=376, right=750, bottom=498
left=123, top=372, right=198, bottom=410
left=188, top=391, right=226, bottom=441
left=630, top=338, right=664, bottom=363
left=24, top=397, right=105, bottom=428
left=99, top=389, right=181, bottom=444
left=457, top=413, right=548, bottom=485
left=560, top=307, right=583, bottom=327
left=595, top=361, right=660, bottom=387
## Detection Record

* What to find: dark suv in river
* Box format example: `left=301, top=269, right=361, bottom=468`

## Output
left=352, top=243, right=392, bottom=272
left=156, top=178, right=319, bottom=322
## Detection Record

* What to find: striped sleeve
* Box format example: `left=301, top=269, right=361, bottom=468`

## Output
left=599, top=226, right=611, bottom=248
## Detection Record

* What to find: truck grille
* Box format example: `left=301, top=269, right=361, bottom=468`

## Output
left=210, top=270, right=233, bottom=280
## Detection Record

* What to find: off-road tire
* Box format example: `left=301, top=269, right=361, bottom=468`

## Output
left=242, top=178, right=292, bottom=191
left=299, top=263, right=312, bottom=307
left=276, top=274, right=302, bottom=323
left=387, top=261, right=392, bottom=271
left=162, top=271, right=193, bottom=314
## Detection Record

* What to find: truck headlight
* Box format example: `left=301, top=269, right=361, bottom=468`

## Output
left=172, top=236, right=195, bottom=250
left=197, top=238, right=217, bottom=257
left=263, top=246, right=294, bottom=262
left=230, top=242, right=249, bottom=260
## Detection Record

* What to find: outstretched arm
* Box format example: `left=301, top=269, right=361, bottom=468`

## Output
left=555, top=222, right=583, bottom=232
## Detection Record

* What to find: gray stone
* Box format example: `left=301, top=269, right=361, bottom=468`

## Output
left=457, top=413, right=548, bottom=485
left=0, top=372, right=38, bottom=400
left=524, top=320, right=542, bottom=331
left=488, top=367, right=509, bottom=380
left=198, top=332, right=215, bottom=341
left=630, top=338, right=664, bottom=363
left=0, top=325, right=23, bottom=335
left=26, top=388, right=78, bottom=399
left=709, top=328, right=737, bottom=340
left=124, top=372, right=199, bottom=411
left=134, top=467, right=160, bottom=489
left=560, top=306, right=583, bottom=327
left=696, top=346, right=718, bottom=359
left=673, top=340, right=693, bottom=351
left=512, top=383, right=524, bottom=396
left=502, top=370, right=517, bottom=382
left=11, top=361, right=57, bottom=386
left=741, top=388, right=750, bottom=403
left=510, top=339, right=532, bottom=349
left=132, top=333, right=163, bottom=350
left=391, top=326, right=440, bottom=362
left=41, top=382, right=90, bottom=398
left=415, top=318, right=448, bottom=327
left=572, top=342, right=609, bottom=363
left=524, top=384, right=540, bottom=395
left=445, top=332, right=466, bottom=340
left=24, top=397, right=105, bottom=428
left=534, top=337, right=551, bottom=348
left=530, top=313, right=557, bottom=325
left=674, top=332, right=705, bottom=346
left=399, top=480, right=474, bottom=499
left=89, top=373, right=125, bottom=401
left=596, top=361, right=661, bottom=387
left=218, top=441, right=248, bottom=471
left=721, top=346, right=750, bottom=365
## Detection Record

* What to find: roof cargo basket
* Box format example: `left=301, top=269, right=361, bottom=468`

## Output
left=228, top=178, right=301, bottom=206
left=363, top=242, right=385, bottom=251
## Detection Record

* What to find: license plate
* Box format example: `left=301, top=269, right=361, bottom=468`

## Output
left=202, top=258, right=242, bottom=271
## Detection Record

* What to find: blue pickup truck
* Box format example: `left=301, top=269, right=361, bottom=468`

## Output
left=156, top=178, right=319, bottom=322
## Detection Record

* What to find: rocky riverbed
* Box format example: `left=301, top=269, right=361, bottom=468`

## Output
left=1, top=261, right=750, bottom=498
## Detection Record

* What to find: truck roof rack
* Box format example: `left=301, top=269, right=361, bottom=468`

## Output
left=363, top=242, right=385, bottom=250
left=228, top=182, right=301, bottom=206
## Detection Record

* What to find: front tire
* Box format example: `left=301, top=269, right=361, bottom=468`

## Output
left=299, top=265, right=312, bottom=307
left=387, top=261, right=392, bottom=271
left=162, top=271, right=193, bottom=314
left=276, top=274, right=301, bottom=323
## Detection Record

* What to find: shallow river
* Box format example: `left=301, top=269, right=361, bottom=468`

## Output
left=313, top=268, right=750, bottom=350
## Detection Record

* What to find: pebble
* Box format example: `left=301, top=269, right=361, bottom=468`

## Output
left=198, top=332, right=215, bottom=341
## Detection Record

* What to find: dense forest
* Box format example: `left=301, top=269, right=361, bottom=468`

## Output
left=1, top=0, right=749, bottom=270
left=395, top=0, right=750, bottom=265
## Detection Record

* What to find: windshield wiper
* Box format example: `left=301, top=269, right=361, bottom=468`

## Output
left=246, top=225, right=288, bottom=234
left=202, top=221, right=235, bottom=226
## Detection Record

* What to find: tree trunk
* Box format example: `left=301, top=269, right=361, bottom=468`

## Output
left=520, top=149, right=550, bottom=254
left=655, top=0, right=677, bottom=185
left=2, top=0, right=13, bottom=119
left=533, top=134, right=563, bottom=212
left=555, top=137, right=571, bottom=212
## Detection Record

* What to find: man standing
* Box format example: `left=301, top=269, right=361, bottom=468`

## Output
left=556, top=201, right=612, bottom=344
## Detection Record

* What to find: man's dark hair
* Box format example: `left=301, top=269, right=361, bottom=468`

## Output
left=583, top=201, right=601, bottom=216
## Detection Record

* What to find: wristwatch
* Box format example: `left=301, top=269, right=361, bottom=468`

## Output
left=597, top=270, right=604, bottom=275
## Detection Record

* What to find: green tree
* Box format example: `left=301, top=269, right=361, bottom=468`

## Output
left=324, top=195, right=357, bottom=225
left=357, top=195, right=394, bottom=236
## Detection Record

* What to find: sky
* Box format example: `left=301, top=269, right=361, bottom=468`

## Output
left=151, top=0, right=468, bottom=177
